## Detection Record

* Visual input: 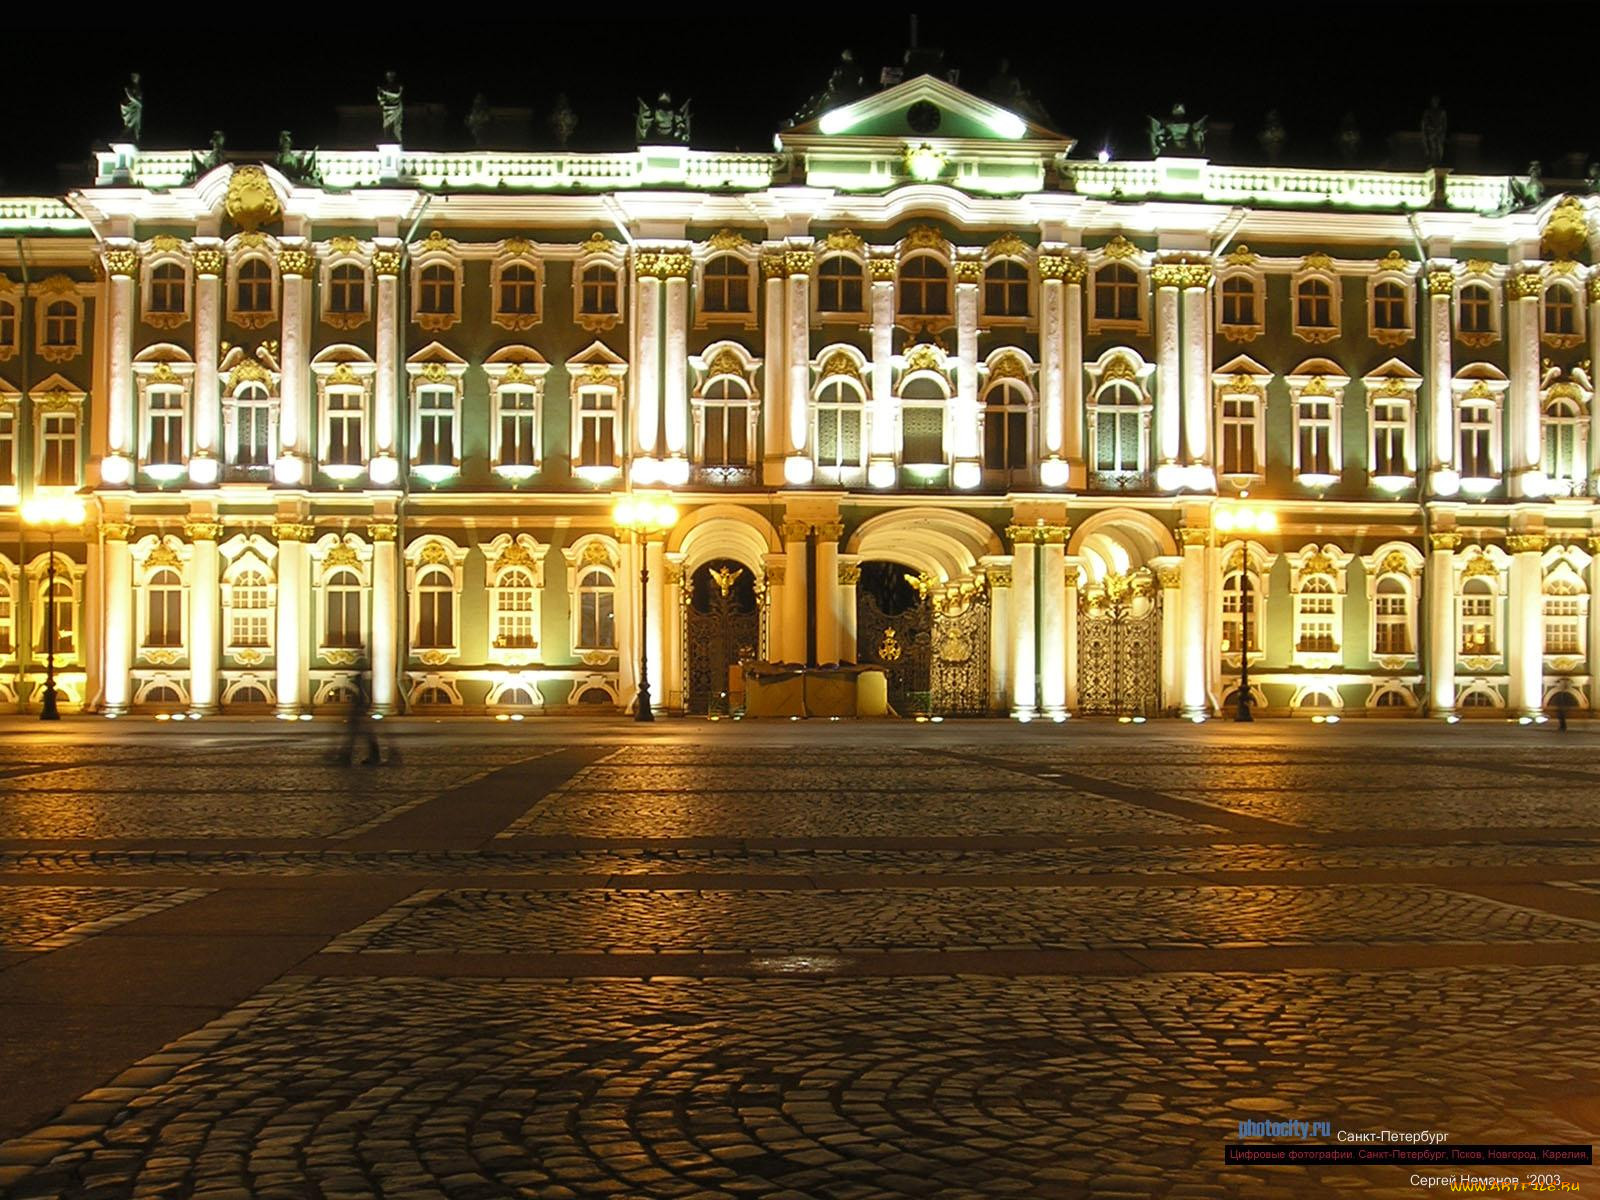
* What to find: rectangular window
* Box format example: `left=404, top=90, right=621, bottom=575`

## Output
left=1220, top=394, right=1258, bottom=475
left=39, top=412, right=77, bottom=485
left=1545, top=597, right=1581, bottom=655
left=1375, top=596, right=1410, bottom=654
left=146, top=390, right=186, bottom=466
left=577, top=388, right=617, bottom=467
left=326, top=389, right=365, bottom=467
left=498, top=388, right=538, bottom=468
left=1459, top=409, right=1493, bottom=478
left=0, top=410, right=14, bottom=487
left=234, top=401, right=272, bottom=468
left=416, top=387, right=454, bottom=468
left=1372, top=401, right=1408, bottom=477
left=902, top=406, right=945, bottom=466
left=1461, top=595, right=1494, bottom=654
left=1297, top=399, right=1334, bottom=477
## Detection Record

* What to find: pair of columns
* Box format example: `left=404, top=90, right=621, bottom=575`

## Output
left=774, top=518, right=847, bottom=664
left=1151, top=259, right=1214, bottom=488
left=1006, top=524, right=1070, bottom=718
left=632, top=249, right=692, bottom=481
left=99, top=519, right=400, bottom=717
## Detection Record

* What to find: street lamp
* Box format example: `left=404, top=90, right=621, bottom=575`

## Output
left=1213, top=503, right=1277, bottom=723
left=613, top=494, right=678, bottom=723
left=22, top=496, right=88, bottom=721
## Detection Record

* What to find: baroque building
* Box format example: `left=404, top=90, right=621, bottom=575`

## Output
left=0, top=74, right=1597, bottom=719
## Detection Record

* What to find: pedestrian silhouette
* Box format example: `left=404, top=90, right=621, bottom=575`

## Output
left=342, top=675, right=382, bottom=765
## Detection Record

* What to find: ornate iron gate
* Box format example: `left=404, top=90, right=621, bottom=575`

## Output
left=857, top=562, right=933, bottom=715
left=1077, top=572, right=1162, bottom=717
left=930, top=588, right=991, bottom=715
left=685, top=560, right=760, bottom=714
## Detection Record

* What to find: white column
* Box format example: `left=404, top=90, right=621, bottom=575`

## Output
left=645, top=539, right=665, bottom=706
left=662, top=252, right=689, bottom=480
left=187, top=520, right=221, bottom=714
left=814, top=522, right=841, bottom=665
left=839, top=561, right=859, bottom=663
left=1179, top=530, right=1210, bottom=718
left=370, top=524, right=397, bottom=713
left=1508, top=272, right=1542, bottom=496
left=1064, top=261, right=1086, bottom=484
left=1009, top=530, right=1037, bottom=716
left=1427, top=533, right=1458, bottom=714
left=762, top=253, right=787, bottom=483
left=1507, top=534, right=1545, bottom=717
left=984, top=563, right=1011, bottom=713
left=1062, top=554, right=1079, bottom=713
left=372, top=247, right=402, bottom=484
left=1154, top=277, right=1183, bottom=481
left=274, top=524, right=309, bottom=716
left=1038, top=262, right=1065, bottom=480
left=785, top=249, right=813, bottom=482
left=952, top=264, right=981, bottom=489
left=1589, top=538, right=1600, bottom=702
left=1427, top=268, right=1457, bottom=491
left=663, top=559, right=683, bottom=711
left=780, top=520, right=809, bottom=664
left=634, top=259, right=661, bottom=467
left=102, top=248, right=136, bottom=484
left=1153, top=558, right=1182, bottom=713
left=1038, top=534, right=1067, bottom=716
left=101, top=524, right=133, bottom=714
left=191, top=247, right=222, bottom=484
left=868, top=264, right=896, bottom=485
left=1181, top=274, right=1213, bottom=487
left=1590, top=282, right=1600, bottom=486
left=276, top=247, right=312, bottom=484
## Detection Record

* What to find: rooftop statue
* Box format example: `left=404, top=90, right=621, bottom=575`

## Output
left=1421, top=96, right=1448, bottom=165
left=276, top=130, right=321, bottom=185
left=1337, top=111, right=1362, bottom=163
left=1258, top=109, right=1287, bottom=163
left=119, top=73, right=143, bottom=144
left=1506, top=160, right=1544, bottom=211
left=637, top=93, right=691, bottom=145
left=466, top=94, right=492, bottom=148
left=1148, top=103, right=1206, bottom=156
left=549, top=94, right=578, bottom=150
left=378, top=71, right=404, bottom=144
left=183, top=130, right=225, bottom=185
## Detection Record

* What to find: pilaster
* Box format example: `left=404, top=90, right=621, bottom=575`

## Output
left=813, top=520, right=843, bottom=664
left=369, top=521, right=397, bottom=713
left=101, top=521, right=133, bottom=714
left=191, top=244, right=222, bottom=484
left=101, top=246, right=137, bottom=485
left=785, top=247, right=815, bottom=484
left=1506, top=531, right=1546, bottom=717
left=1178, top=525, right=1210, bottom=718
left=186, top=518, right=222, bottom=714
left=1426, top=531, right=1459, bottom=714
left=371, top=245, right=402, bottom=485
left=273, top=520, right=312, bottom=716
left=1426, top=267, right=1457, bottom=492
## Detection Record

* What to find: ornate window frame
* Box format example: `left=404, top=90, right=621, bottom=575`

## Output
left=1540, top=370, right=1591, bottom=496
left=694, top=231, right=758, bottom=330
left=29, top=374, right=83, bottom=488
left=1455, top=548, right=1508, bottom=665
left=1212, top=354, right=1272, bottom=485
left=894, top=344, right=954, bottom=469
left=1219, top=539, right=1272, bottom=667
left=220, top=346, right=281, bottom=473
left=812, top=230, right=868, bottom=322
left=1363, top=542, right=1424, bottom=665
left=34, top=275, right=84, bottom=363
left=980, top=235, right=1033, bottom=324
left=140, top=236, right=191, bottom=329
left=484, top=346, right=550, bottom=479
left=0, top=375, right=18, bottom=498
left=311, top=345, right=375, bottom=481
left=1361, top=359, right=1422, bottom=490
left=1541, top=547, right=1590, bottom=667
left=1086, top=236, right=1149, bottom=334
left=1452, top=365, right=1509, bottom=493
left=319, top=236, right=372, bottom=331
left=1084, top=348, right=1155, bottom=481
left=1286, top=543, right=1350, bottom=668
left=1286, top=358, right=1349, bottom=487
left=689, top=340, right=760, bottom=479
left=0, top=274, right=19, bottom=361
left=485, top=533, right=546, bottom=665
left=1290, top=253, right=1342, bottom=344
left=0, top=551, right=17, bottom=666
left=979, top=349, right=1036, bottom=481
left=1215, top=246, right=1265, bottom=343
left=130, top=534, right=192, bottom=663
left=224, top=233, right=280, bottom=330
left=573, top=232, right=624, bottom=333
left=219, top=533, right=277, bottom=665
left=1540, top=270, right=1585, bottom=350
left=310, top=533, right=372, bottom=665
left=491, top=238, right=543, bottom=332
left=566, top=340, right=627, bottom=482
left=811, top=346, right=869, bottom=483
left=406, top=342, right=467, bottom=482
left=562, top=535, right=621, bottom=661
left=409, top=230, right=462, bottom=333
left=1366, top=251, right=1416, bottom=347
left=1453, top=262, right=1502, bottom=348
left=404, top=535, right=467, bottom=665
left=132, top=345, right=195, bottom=481
left=27, top=548, right=84, bottom=664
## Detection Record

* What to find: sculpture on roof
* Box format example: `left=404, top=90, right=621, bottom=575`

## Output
left=119, top=74, right=143, bottom=143
left=466, top=94, right=492, bottom=148
left=1258, top=110, right=1287, bottom=163
left=1507, top=161, right=1544, bottom=211
left=549, top=94, right=578, bottom=149
left=1337, top=111, right=1362, bottom=163
left=182, top=130, right=226, bottom=185
left=378, top=71, right=404, bottom=144
left=275, top=130, right=322, bottom=185
left=1421, top=96, right=1448, bottom=165
left=791, top=49, right=866, bottom=126
left=1148, top=103, right=1206, bottom=156
left=637, top=93, right=691, bottom=144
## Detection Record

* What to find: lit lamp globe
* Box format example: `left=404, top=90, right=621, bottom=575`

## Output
left=22, top=496, right=88, bottom=722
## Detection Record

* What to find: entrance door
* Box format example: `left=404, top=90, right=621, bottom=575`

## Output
left=1077, top=571, right=1162, bottom=717
left=684, top=560, right=759, bottom=714
left=930, top=586, right=991, bottom=715
left=856, top=561, right=933, bottom=715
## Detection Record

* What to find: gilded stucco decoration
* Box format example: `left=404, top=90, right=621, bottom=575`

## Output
left=1100, top=235, right=1137, bottom=260
left=501, top=237, right=534, bottom=258
left=368, top=523, right=397, bottom=542
left=866, top=257, right=897, bottom=281
left=579, top=232, right=615, bottom=256
left=183, top=521, right=224, bottom=542
left=823, top=230, right=864, bottom=253
left=223, top=166, right=282, bottom=232
left=1375, top=250, right=1410, bottom=274
left=1302, top=252, right=1335, bottom=272
left=706, top=348, right=744, bottom=379
left=760, top=254, right=786, bottom=280
left=706, top=229, right=748, bottom=252
left=145, top=543, right=182, bottom=569
left=371, top=249, right=403, bottom=277
left=1428, top=532, right=1462, bottom=551
left=1101, top=355, right=1137, bottom=382
left=102, top=249, right=139, bottom=277
left=953, top=260, right=983, bottom=284
left=783, top=250, right=815, bottom=276
left=271, top=522, right=315, bottom=543
left=903, top=343, right=946, bottom=374
left=1508, top=272, right=1542, bottom=299
left=820, top=351, right=862, bottom=382
left=1505, top=534, right=1548, bottom=554
left=988, top=354, right=1028, bottom=381
left=1461, top=555, right=1499, bottom=578
left=1541, top=196, right=1589, bottom=261
left=277, top=248, right=314, bottom=277
left=579, top=541, right=614, bottom=567
left=985, top=234, right=1029, bottom=259
left=324, top=543, right=360, bottom=568
left=901, top=225, right=948, bottom=252
left=1426, top=270, right=1455, bottom=295
left=328, top=236, right=362, bottom=255
left=1223, top=244, right=1258, bottom=267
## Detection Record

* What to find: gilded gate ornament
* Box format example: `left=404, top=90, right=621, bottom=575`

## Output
left=878, top=627, right=903, bottom=661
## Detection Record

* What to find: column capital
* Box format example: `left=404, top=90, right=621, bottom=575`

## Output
left=812, top=519, right=845, bottom=541
left=838, top=561, right=861, bottom=585
left=658, top=252, right=693, bottom=279
left=368, top=522, right=397, bottom=542
left=1508, top=271, right=1543, bottom=299
left=1178, top=526, right=1211, bottom=548
left=761, top=253, right=787, bottom=280
left=783, top=249, right=815, bottom=277
left=764, top=561, right=786, bottom=586
left=100, top=521, right=134, bottom=542
left=183, top=520, right=224, bottom=542
left=1428, top=531, right=1462, bottom=551
left=1425, top=269, right=1456, bottom=295
left=102, top=247, right=139, bottom=278
left=867, top=257, right=897, bottom=282
left=1037, top=253, right=1085, bottom=284
left=780, top=519, right=813, bottom=541
left=1006, top=523, right=1069, bottom=546
left=272, top=521, right=315, bottom=543
left=1151, top=260, right=1212, bottom=290
left=278, top=247, right=315, bottom=278
left=953, top=259, right=983, bottom=285
left=984, top=565, right=1012, bottom=588
left=192, top=247, right=224, bottom=277
left=371, top=248, right=404, bottom=277
left=1588, top=276, right=1600, bottom=304
left=1506, top=533, right=1548, bottom=554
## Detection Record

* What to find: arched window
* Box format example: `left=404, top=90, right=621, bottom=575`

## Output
left=328, top=263, right=366, bottom=316
left=324, top=568, right=362, bottom=649
left=497, top=384, right=538, bottom=469
left=1093, top=264, right=1140, bottom=322
left=1091, top=380, right=1144, bottom=473
left=900, top=374, right=948, bottom=466
left=982, top=378, right=1029, bottom=472
left=1459, top=283, right=1493, bottom=335
left=229, top=685, right=269, bottom=705
left=230, top=569, right=270, bottom=648
left=579, top=264, right=618, bottom=315
left=698, top=376, right=752, bottom=468
left=1543, top=395, right=1585, bottom=483
left=146, top=568, right=183, bottom=648
left=495, top=567, right=537, bottom=650
left=1544, top=284, right=1577, bottom=337
left=0, top=578, right=13, bottom=654
left=1459, top=402, right=1495, bottom=478
left=1221, top=569, right=1259, bottom=654
left=700, top=255, right=749, bottom=313
left=414, top=686, right=453, bottom=706
left=1461, top=687, right=1497, bottom=708
left=1375, top=688, right=1411, bottom=709
left=418, top=264, right=455, bottom=315
left=44, top=300, right=77, bottom=348
left=414, top=566, right=454, bottom=649
left=148, top=262, right=186, bottom=314
left=1374, top=576, right=1410, bottom=655
left=36, top=573, right=74, bottom=654
left=495, top=686, right=537, bottom=708
left=1219, top=275, right=1257, bottom=328
left=983, top=260, right=1028, bottom=317
left=1544, top=578, right=1583, bottom=656
left=498, top=263, right=538, bottom=316
left=1460, top=576, right=1496, bottom=655
left=1372, top=280, right=1408, bottom=330
left=231, top=381, right=273, bottom=469
left=1296, top=576, right=1337, bottom=652
left=817, top=256, right=863, bottom=313
left=235, top=259, right=272, bottom=314
left=0, top=297, right=16, bottom=350
left=1296, top=278, right=1334, bottom=329
left=898, top=255, right=949, bottom=316
left=576, top=566, right=615, bottom=650
left=813, top=377, right=863, bottom=472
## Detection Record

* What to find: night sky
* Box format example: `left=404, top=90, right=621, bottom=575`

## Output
left=2, top=14, right=1592, bottom=194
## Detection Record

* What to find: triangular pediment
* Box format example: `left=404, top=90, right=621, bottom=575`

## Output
left=782, top=75, right=1069, bottom=148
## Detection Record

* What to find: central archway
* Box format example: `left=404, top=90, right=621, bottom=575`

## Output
left=855, top=560, right=933, bottom=715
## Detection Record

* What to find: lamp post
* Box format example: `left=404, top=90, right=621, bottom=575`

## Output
left=1213, top=503, right=1276, bottom=723
left=22, top=497, right=88, bottom=722
left=613, top=495, right=678, bottom=723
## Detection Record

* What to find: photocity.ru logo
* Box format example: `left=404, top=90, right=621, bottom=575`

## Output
left=1238, top=1118, right=1332, bottom=1139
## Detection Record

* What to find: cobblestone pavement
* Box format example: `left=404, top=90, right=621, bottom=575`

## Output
left=0, top=721, right=1596, bottom=1199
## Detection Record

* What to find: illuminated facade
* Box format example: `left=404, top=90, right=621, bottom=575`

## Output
left=0, top=74, right=1597, bottom=719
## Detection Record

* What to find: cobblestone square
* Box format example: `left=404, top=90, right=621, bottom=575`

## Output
left=0, top=719, right=1597, bottom=1199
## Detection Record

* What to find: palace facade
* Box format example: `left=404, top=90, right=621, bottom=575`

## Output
left=0, top=75, right=1596, bottom=719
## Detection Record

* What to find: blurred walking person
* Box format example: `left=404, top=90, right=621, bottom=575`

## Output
left=342, top=673, right=382, bottom=765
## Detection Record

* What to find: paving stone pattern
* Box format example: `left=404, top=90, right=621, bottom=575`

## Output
left=0, top=885, right=212, bottom=951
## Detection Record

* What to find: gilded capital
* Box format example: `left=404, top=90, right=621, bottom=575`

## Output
left=102, top=248, right=139, bottom=278
left=278, top=248, right=314, bottom=277
left=272, top=521, right=315, bottom=543
left=764, top=562, right=785, bottom=586
left=1425, top=270, right=1455, bottom=295
left=838, top=562, right=861, bottom=585
left=1506, top=533, right=1548, bottom=554
left=984, top=566, right=1012, bottom=589
left=780, top=519, right=813, bottom=541
left=657, top=253, right=693, bottom=279
left=1589, top=276, right=1600, bottom=304
left=761, top=253, right=786, bottom=280
left=1428, top=532, right=1462, bottom=551
left=100, top=521, right=134, bottom=541
left=867, top=257, right=897, bottom=282
left=192, top=248, right=224, bottom=276
left=1508, top=272, right=1543, bottom=299
left=368, top=522, right=397, bottom=542
left=371, top=249, right=403, bottom=277
left=813, top=520, right=844, bottom=541
left=1178, top=526, right=1211, bottom=547
left=953, top=260, right=983, bottom=284
left=1588, top=535, right=1600, bottom=556
left=1154, top=564, right=1182, bottom=589
left=1151, top=261, right=1212, bottom=290
left=183, top=520, right=224, bottom=542
left=784, top=250, right=816, bottom=276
